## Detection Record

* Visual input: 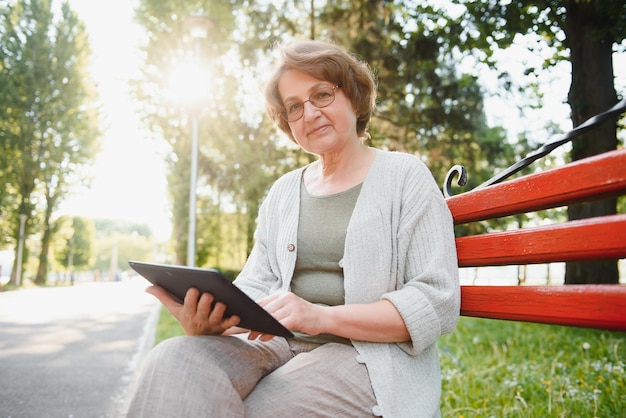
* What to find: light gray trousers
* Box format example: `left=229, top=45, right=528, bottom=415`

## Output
left=126, top=334, right=377, bottom=417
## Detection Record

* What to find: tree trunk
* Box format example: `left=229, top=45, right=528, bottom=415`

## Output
left=563, top=0, right=619, bottom=284
left=9, top=199, right=32, bottom=287
left=35, top=194, right=56, bottom=285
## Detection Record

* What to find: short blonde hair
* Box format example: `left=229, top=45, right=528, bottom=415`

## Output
left=265, top=40, right=377, bottom=143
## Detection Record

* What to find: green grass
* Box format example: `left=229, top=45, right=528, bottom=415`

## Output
left=439, top=317, right=626, bottom=417
left=154, top=306, right=184, bottom=344
left=154, top=308, right=625, bottom=417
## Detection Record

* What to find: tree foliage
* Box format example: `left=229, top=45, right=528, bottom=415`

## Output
left=3, top=0, right=618, bottom=285
left=452, top=0, right=625, bottom=283
left=316, top=1, right=518, bottom=188
left=52, top=215, right=94, bottom=274
left=132, top=0, right=303, bottom=266
left=131, top=0, right=526, bottom=269
left=131, top=1, right=623, bottom=283
left=0, top=0, right=100, bottom=285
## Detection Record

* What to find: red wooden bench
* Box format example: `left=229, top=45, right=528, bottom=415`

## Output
left=445, top=116, right=626, bottom=331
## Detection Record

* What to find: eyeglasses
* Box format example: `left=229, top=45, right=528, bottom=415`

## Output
left=280, top=84, right=340, bottom=122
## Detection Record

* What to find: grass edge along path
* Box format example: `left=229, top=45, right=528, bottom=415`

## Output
left=154, top=308, right=625, bottom=417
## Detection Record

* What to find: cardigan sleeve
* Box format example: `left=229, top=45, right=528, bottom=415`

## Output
left=381, top=155, right=460, bottom=356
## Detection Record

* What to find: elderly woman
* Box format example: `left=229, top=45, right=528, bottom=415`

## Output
left=127, top=40, right=459, bottom=418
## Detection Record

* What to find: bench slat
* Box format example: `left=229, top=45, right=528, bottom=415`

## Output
left=461, top=285, right=626, bottom=331
left=456, top=214, right=626, bottom=267
left=447, top=149, right=626, bottom=224
left=448, top=149, right=626, bottom=329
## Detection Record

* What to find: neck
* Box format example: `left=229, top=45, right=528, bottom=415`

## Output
left=305, top=142, right=375, bottom=196
left=317, top=141, right=369, bottom=178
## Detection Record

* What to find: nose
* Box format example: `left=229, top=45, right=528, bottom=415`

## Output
left=302, top=100, right=319, bottom=121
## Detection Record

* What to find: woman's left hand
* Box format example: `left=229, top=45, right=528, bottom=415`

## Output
left=247, top=292, right=326, bottom=341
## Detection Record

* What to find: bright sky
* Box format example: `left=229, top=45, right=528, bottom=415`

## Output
left=58, top=0, right=172, bottom=241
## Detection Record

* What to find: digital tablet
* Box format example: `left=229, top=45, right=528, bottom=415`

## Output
left=128, top=260, right=293, bottom=338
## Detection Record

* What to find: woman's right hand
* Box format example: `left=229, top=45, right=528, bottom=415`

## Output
left=146, top=285, right=241, bottom=336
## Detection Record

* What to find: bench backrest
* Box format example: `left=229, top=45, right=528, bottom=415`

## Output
left=446, top=148, right=626, bottom=331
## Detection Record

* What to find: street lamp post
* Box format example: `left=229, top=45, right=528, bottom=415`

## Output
left=184, top=15, right=212, bottom=268
left=15, top=214, right=27, bottom=287
left=188, top=107, right=199, bottom=268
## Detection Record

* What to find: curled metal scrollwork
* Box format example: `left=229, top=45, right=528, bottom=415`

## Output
left=444, top=165, right=468, bottom=198
left=443, top=98, right=626, bottom=197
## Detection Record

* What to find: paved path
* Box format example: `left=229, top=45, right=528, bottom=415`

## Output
left=0, top=279, right=160, bottom=418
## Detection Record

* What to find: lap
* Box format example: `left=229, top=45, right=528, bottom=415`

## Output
left=151, top=333, right=294, bottom=397
left=245, top=341, right=377, bottom=417
left=130, top=336, right=376, bottom=417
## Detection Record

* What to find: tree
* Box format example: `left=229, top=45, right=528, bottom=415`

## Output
left=455, top=0, right=625, bottom=284
left=317, top=1, right=520, bottom=189
left=0, top=0, right=43, bottom=283
left=133, top=0, right=300, bottom=266
left=0, top=0, right=100, bottom=286
left=132, top=0, right=241, bottom=265
left=34, top=2, right=100, bottom=284
left=132, top=0, right=525, bottom=268
left=53, top=215, right=94, bottom=282
left=90, top=219, right=157, bottom=279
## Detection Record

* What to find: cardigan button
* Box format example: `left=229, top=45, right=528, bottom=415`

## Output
left=371, top=405, right=383, bottom=416
left=355, top=355, right=365, bottom=364
left=287, top=244, right=295, bottom=252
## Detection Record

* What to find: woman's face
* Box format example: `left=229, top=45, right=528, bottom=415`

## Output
left=278, top=69, right=358, bottom=156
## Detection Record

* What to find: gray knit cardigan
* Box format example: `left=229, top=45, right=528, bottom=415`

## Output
left=234, top=149, right=460, bottom=418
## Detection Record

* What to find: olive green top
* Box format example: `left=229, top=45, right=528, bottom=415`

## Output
left=291, top=177, right=362, bottom=345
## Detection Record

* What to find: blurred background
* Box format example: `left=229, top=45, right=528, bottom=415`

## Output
left=1, top=0, right=624, bottom=288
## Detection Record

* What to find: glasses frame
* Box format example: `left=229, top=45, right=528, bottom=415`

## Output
left=280, top=84, right=340, bottom=122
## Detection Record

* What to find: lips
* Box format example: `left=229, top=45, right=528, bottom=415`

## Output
left=307, top=124, right=330, bottom=136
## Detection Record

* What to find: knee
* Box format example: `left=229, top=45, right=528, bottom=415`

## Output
left=145, top=336, right=203, bottom=369
left=151, top=335, right=188, bottom=357
left=147, top=335, right=240, bottom=370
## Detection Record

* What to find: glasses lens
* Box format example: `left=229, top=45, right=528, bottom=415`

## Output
left=282, top=102, right=303, bottom=122
left=309, top=86, right=335, bottom=108
left=281, top=85, right=337, bottom=122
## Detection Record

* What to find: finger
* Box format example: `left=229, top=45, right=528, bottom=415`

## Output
left=196, top=292, right=214, bottom=317
left=223, top=314, right=241, bottom=329
left=247, top=330, right=276, bottom=342
left=262, top=293, right=293, bottom=316
left=257, top=291, right=287, bottom=308
left=208, top=301, right=240, bottom=329
left=145, top=286, right=181, bottom=311
left=247, top=330, right=262, bottom=340
left=183, top=287, right=201, bottom=317
left=210, top=300, right=228, bottom=319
